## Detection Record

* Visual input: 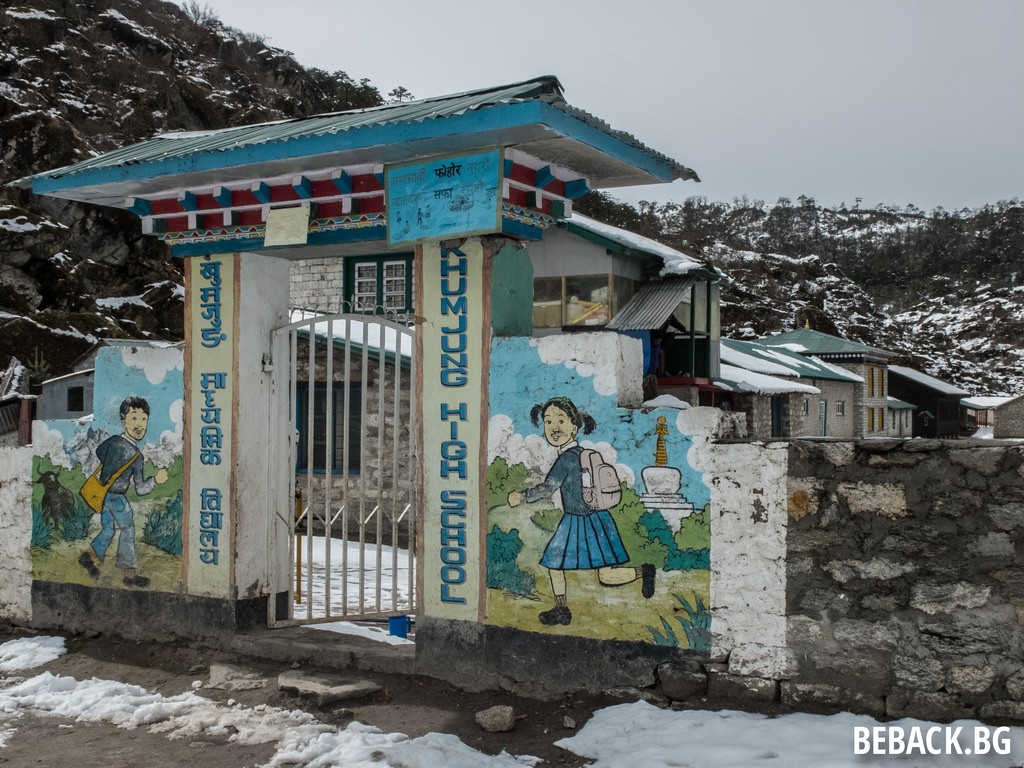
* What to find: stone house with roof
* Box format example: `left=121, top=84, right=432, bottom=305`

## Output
left=887, top=396, right=917, bottom=438
left=759, top=329, right=893, bottom=439
left=961, top=395, right=1024, bottom=439
left=719, top=338, right=863, bottom=438
left=291, top=211, right=726, bottom=393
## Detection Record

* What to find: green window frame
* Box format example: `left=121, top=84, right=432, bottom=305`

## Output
left=344, top=254, right=413, bottom=314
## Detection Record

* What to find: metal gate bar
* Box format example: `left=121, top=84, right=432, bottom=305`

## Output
left=271, top=311, right=417, bottom=625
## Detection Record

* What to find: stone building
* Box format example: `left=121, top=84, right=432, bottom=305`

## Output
left=719, top=338, right=862, bottom=438
left=759, top=329, right=893, bottom=438
left=993, top=394, right=1024, bottom=439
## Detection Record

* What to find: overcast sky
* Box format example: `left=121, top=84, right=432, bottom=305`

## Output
left=183, top=0, right=1023, bottom=212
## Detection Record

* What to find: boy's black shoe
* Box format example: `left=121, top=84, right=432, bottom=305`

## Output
left=78, top=551, right=100, bottom=579
left=641, top=563, right=656, bottom=598
left=123, top=575, right=150, bottom=588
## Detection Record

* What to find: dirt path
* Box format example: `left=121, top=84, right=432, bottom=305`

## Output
left=0, top=627, right=609, bottom=767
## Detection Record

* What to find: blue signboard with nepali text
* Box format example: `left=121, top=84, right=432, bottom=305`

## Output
left=386, top=150, right=502, bottom=247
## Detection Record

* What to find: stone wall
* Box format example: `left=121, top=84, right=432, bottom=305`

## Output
left=0, top=446, right=32, bottom=623
left=785, top=438, right=1024, bottom=721
left=995, top=397, right=1024, bottom=439
left=290, top=258, right=344, bottom=314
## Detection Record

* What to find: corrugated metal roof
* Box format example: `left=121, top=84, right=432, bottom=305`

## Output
left=561, top=214, right=723, bottom=280
left=961, top=395, right=1019, bottom=409
left=721, top=338, right=863, bottom=383
left=28, top=75, right=698, bottom=187
left=606, top=276, right=696, bottom=331
left=760, top=329, right=894, bottom=359
left=713, top=364, right=820, bottom=395
left=888, top=396, right=918, bottom=410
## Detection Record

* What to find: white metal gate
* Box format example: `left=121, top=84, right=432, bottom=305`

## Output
left=271, top=311, right=417, bottom=625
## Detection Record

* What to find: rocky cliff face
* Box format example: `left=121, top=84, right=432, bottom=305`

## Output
left=0, top=0, right=381, bottom=388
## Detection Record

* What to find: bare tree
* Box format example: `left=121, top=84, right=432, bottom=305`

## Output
left=183, top=1, right=218, bottom=27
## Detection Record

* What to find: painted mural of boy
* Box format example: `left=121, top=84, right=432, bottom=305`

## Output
left=79, top=396, right=168, bottom=588
left=507, top=396, right=655, bottom=626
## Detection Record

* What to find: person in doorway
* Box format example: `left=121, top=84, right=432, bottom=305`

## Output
left=79, top=396, right=168, bottom=588
left=507, top=396, right=654, bottom=626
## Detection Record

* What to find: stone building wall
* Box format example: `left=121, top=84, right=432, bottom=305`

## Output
left=785, top=438, right=1024, bottom=721
left=814, top=379, right=857, bottom=439
left=731, top=393, right=772, bottom=438
left=290, top=258, right=344, bottom=314
left=995, top=397, right=1024, bottom=439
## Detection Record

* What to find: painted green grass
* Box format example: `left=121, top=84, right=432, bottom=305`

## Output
left=486, top=497, right=710, bottom=646
left=32, top=496, right=181, bottom=593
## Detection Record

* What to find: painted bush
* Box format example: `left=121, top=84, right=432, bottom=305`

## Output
left=31, top=344, right=184, bottom=592
left=487, top=335, right=711, bottom=649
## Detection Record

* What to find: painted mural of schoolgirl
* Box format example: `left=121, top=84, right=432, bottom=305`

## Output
left=507, top=396, right=655, bottom=626
left=79, top=396, right=168, bottom=588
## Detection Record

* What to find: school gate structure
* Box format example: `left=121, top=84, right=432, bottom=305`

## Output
left=9, top=77, right=1024, bottom=722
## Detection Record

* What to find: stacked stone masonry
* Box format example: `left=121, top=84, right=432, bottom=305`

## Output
left=785, top=438, right=1024, bottom=722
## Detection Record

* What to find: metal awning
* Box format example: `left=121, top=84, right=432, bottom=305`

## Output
left=24, top=76, right=699, bottom=208
left=606, top=276, right=696, bottom=331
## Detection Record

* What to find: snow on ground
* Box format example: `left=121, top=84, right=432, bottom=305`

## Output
left=4, top=637, right=1024, bottom=767
left=0, top=636, right=65, bottom=672
left=559, top=700, right=1024, bottom=768
left=306, top=620, right=413, bottom=646
left=0, top=636, right=531, bottom=768
left=293, top=537, right=414, bottom=621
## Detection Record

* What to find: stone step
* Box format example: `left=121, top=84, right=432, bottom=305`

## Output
left=278, top=668, right=383, bottom=705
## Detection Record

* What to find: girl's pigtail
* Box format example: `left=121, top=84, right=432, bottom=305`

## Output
left=579, top=412, right=597, bottom=435
left=530, top=403, right=546, bottom=427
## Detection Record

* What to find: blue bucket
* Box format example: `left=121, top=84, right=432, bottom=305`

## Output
left=388, top=615, right=410, bottom=638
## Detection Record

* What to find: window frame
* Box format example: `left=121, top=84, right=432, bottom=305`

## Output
left=344, top=253, right=413, bottom=314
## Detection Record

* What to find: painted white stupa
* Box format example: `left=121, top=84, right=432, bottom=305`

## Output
left=639, top=415, right=696, bottom=529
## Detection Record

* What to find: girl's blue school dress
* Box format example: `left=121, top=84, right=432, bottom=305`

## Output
left=523, top=442, right=629, bottom=570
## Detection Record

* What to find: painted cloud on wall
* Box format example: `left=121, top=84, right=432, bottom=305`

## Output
left=488, top=414, right=636, bottom=490
left=528, top=333, right=642, bottom=399
left=120, top=344, right=183, bottom=385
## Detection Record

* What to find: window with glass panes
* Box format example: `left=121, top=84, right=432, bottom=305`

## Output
left=345, top=255, right=413, bottom=313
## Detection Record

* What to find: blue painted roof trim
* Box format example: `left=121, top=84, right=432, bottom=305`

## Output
left=33, top=101, right=678, bottom=196
left=169, top=224, right=385, bottom=258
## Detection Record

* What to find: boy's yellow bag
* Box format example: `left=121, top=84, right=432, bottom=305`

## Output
left=79, top=453, right=139, bottom=513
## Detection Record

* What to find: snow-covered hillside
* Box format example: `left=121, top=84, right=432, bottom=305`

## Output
left=0, top=0, right=383, bottom=382
left=1, top=2, right=1021, bottom=399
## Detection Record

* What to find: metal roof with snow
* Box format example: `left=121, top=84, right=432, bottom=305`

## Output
left=721, top=338, right=863, bottom=383
left=712, top=364, right=820, bottom=396
left=887, top=396, right=917, bottom=411
left=559, top=214, right=722, bottom=280
left=961, top=395, right=1020, bottom=410
left=25, top=76, right=699, bottom=208
left=759, top=329, right=894, bottom=361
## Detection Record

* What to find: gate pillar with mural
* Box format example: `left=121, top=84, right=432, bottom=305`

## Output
left=184, top=251, right=293, bottom=627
